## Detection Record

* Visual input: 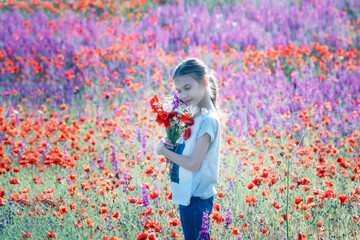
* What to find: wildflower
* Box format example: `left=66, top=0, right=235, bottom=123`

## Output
left=225, top=207, right=232, bottom=227
left=339, top=195, right=348, bottom=204
left=211, top=212, right=224, bottom=224
left=22, top=230, right=32, bottom=239
left=294, top=197, right=303, bottom=205
left=228, top=179, right=234, bottom=191
left=137, top=233, right=148, bottom=240
left=232, top=226, right=240, bottom=235
left=237, top=162, right=243, bottom=172
left=323, top=189, right=336, bottom=198
left=47, top=231, right=57, bottom=239
left=201, top=108, right=208, bottom=115
left=10, top=179, right=19, bottom=184
left=111, top=145, right=119, bottom=174
left=169, top=218, right=181, bottom=226
left=200, top=210, right=210, bottom=239
left=142, top=185, right=150, bottom=208
left=83, top=165, right=91, bottom=172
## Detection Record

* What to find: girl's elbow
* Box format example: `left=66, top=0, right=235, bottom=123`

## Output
left=189, top=161, right=201, bottom=172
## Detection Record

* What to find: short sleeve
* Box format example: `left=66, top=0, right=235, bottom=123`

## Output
left=196, top=117, right=218, bottom=143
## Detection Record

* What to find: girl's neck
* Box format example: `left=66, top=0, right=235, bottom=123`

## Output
left=194, top=94, right=215, bottom=118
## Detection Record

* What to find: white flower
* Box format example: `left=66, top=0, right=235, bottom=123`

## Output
left=189, top=104, right=199, bottom=116
left=201, top=108, right=208, bottom=115
left=176, top=104, right=187, bottom=115
left=163, top=101, right=172, bottom=112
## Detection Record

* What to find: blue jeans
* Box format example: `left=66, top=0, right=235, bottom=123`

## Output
left=179, top=196, right=214, bottom=240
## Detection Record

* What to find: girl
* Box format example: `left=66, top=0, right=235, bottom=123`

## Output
left=156, top=58, right=222, bottom=240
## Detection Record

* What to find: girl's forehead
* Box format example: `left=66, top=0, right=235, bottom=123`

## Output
left=173, top=75, right=197, bottom=87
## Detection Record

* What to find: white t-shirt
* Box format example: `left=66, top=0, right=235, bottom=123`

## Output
left=170, top=109, right=221, bottom=206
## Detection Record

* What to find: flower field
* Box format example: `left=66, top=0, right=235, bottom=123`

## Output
left=0, top=0, right=360, bottom=239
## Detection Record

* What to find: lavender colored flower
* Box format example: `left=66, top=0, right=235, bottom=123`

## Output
left=171, top=90, right=182, bottom=111
left=123, top=170, right=129, bottom=193
left=225, top=207, right=232, bottom=227
left=136, top=127, right=142, bottom=143
left=228, top=178, right=234, bottom=191
left=237, top=161, right=243, bottom=172
left=142, top=131, right=147, bottom=154
left=200, top=210, right=210, bottom=240
left=111, top=145, right=119, bottom=173
left=142, top=185, right=150, bottom=208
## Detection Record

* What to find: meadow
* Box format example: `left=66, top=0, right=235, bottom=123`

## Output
left=0, top=0, right=360, bottom=239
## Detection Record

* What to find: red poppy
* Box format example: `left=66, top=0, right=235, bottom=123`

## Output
left=218, top=191, right=226, bottom=198
left=246, top=195, right=257, bottom=206
left=137, top=233, right=148, bottom=240
left=313, top=189, right=321, bottom=195
left=169, top=218, right=181, bottom=226
left=232, top=226, right=240, bottom=235
left=294, top=197, right=303, bottom=205
left=150, top=190, right=160, bottom=199
left=298, top=233, right=308, bottom=240
left=10, top=178, right=19, bottom=184
left=302, top=177, right=311, bottom=185
left=211, top=212, right=224, bottom=224
left=184, top=128, right=191, bottom=141
left=181, top=114, right=194, bottom=126
left=324, top=189, right=336, bottom=198
left=339, top=195, right=348, bottom=204
left=247, top=182, right=255, bottom=189
left=260, top=168, right=269, bottom=178
left=272, top=202, right=282, bottom=209
left=252, top=178, right=262, bottom=186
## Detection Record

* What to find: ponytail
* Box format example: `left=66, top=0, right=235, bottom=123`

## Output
left=207, top=74, right=218, bottom=111
left=207, top=74, right=228, bottom=127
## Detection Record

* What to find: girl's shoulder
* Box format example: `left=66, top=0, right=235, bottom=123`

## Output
left=200, top=108, right=220, bottom=122
left=197, top=109, right=220, bottom=130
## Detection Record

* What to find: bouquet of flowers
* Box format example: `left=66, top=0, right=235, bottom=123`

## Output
left=149, top=91, right=198, bottom=168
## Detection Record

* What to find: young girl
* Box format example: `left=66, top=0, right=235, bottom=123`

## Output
left=156, top=58, right=221, bottom=240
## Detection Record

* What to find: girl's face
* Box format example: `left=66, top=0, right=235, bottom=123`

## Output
left=174, top=75, right=206, bottom=107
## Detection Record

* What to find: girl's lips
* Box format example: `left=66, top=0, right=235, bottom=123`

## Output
left=185, top=100, right=192, bottom=105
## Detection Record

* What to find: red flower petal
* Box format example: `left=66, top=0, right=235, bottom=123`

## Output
left=184, top=128, right=191, bottom=140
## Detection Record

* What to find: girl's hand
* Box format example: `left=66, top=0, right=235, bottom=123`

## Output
left=156, top=138, right=166, bottom=156
left=156, top=138, right=176, bottom=156
left=164, top=137, right=176, bottom=151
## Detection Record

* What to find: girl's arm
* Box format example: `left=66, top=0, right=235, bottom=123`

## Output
left=156, top=134, right=211, bottom=172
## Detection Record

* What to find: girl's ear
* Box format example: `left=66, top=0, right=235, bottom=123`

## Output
left=203, top=76, right=208, bottom=88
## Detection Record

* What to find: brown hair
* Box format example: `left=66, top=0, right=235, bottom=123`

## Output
left=172, top=58, right=227, bottom=125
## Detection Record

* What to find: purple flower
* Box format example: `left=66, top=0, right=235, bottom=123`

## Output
left=228, top=179, right=234, bottom=191
left=142, top=185, right=150, bottom=208
left=171, top=90, right=182, bottom=111
left=123, top=170, right=129, bottom=193
left=200, top=210, right=210, bottom=240
left=111, top=145, right=119, bottom=174
left=237, top=162, right=243, bottom=172
left=225, top=207, right=232, bottom=227
left=136, top=127, right=142, bottom=143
